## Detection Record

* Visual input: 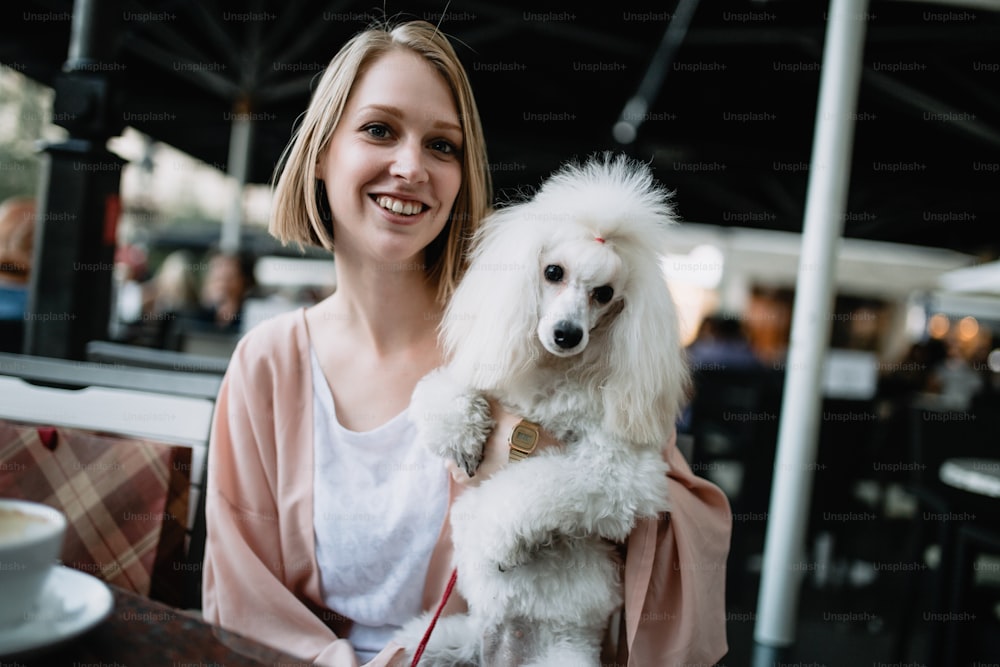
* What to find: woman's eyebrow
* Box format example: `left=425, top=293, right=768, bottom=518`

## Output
left=359, top=104, right=460, bottom=132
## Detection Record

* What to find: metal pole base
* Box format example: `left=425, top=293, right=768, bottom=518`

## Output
left=752, top=641, right=792, bottom=667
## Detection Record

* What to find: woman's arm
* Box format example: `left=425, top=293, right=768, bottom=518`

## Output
left=443, top=400, right=561, bottom=486
left=620, top=430, right=732, bottom=665
left=201, top=344, right=362, bottom=667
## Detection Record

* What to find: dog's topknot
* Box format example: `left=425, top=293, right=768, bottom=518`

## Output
left=530, top=152, right=676, bottom=248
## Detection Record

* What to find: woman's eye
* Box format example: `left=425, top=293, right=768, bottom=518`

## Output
left=430, top=139, right=459, bottom=155
left=592, top=285, right=614, bottom=304
left=544, top=265, right=564, bottom=282
left=363, top=123, right=390, bottom=139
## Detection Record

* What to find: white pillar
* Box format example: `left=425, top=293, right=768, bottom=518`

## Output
left=753, top=0, right=869, bottom=654
left=221, top=99, right=253, bottom=254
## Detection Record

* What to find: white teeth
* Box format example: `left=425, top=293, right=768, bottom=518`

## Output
left=376, top=195, right=423, bottom=216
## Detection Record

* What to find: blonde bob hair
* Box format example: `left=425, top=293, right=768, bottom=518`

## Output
left=269, top=20, right=492, bottom=304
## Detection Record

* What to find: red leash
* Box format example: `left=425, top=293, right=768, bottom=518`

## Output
left=410, top=568, right=458, bottom=667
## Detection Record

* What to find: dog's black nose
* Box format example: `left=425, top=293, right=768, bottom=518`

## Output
left=553, top=321, right=583, bottom=349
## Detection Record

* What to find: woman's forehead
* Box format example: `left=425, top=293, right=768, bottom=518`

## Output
left=346, top=49, right=459, bottom=126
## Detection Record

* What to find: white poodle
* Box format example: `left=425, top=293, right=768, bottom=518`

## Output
left=398, top=154, right=689, bottom=666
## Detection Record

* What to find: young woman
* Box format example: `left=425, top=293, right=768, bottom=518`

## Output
left=201, top=20, right=731, bottom=667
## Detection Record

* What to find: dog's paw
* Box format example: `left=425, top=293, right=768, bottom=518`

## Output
left=452, top=491, right=525, bottom=570
left=392, top=612, right=429, bottom=659
left=393, top=612, right=480, bottom=667
left=496, top=536, right=536, bottom=572
left=452, top=440, right=484, bottom=478
left=591, top=514, right=639, bottom=543
left=495, top=530, right=570, bottom=572
left=411, top=369, right=493, bottom=476
left=437, top=390, right=492, bottom=477
left=460, top=507, right=547, bottom=572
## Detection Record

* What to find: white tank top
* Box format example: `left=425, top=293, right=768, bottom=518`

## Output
left=310, top=349, right=449, bottom=662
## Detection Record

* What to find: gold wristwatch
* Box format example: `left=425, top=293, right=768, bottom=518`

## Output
left=508, top=419, right=540, bottom=462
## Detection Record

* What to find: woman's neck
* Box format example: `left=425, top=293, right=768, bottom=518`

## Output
left=320, top=260, right=443, bottom=354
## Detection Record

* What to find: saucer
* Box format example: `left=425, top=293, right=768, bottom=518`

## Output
left=0, top=565, right=114, bottom=657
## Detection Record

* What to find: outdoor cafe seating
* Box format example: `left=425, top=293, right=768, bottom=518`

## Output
left=0, top=351, right=221, bottom=612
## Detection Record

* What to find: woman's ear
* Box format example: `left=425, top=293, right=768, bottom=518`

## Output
left=443, top=205, right=541, bottom=391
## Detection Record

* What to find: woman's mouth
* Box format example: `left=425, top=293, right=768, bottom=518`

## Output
left=371, top=194, right=428, bottom=217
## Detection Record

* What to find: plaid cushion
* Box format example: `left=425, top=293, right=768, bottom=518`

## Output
left=0, top=419, right=191, bottom=605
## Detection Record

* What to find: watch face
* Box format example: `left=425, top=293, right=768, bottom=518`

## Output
left=511, top=424, right=538, bottom=451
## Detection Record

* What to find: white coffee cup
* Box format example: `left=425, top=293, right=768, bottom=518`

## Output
left=0, top=498, right=67, bottom=627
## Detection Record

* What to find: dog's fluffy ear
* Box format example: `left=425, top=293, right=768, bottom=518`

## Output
left=573, top=156, right=691, bottom=446
left=443, top=203, right=540, bottom=391
left=601, top=242, right=690, bottom=446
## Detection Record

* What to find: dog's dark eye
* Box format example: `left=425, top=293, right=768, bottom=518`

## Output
left=544, top=265, right=564, bottom=282
left=592, top=285, right=614, bottom=304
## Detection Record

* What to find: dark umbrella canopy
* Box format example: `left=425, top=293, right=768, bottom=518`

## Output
left=1, top=0, right=999, bottom=256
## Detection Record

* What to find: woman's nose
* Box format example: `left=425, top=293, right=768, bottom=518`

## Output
left=389, top=140, right=429, bottom=183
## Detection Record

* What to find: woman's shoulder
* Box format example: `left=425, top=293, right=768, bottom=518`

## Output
left=229, top=307, right=309, bottom=375
left=240, top=306, right=307, bottom=342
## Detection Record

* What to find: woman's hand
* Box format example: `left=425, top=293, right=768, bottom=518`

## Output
left=445, top=399, right=559, bottom=486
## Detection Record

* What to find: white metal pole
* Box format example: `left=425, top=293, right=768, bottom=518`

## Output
left=753, top=0, right=869, bottom=657
left=221, top=99, right=253, bottom=254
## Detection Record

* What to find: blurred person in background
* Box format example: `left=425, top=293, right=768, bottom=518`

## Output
left=120, top=248, right=202, bottom=349
left=111, top=243, right=150, bottom=340
left=928, top=337, right=984, bottom=410
left=686, top=312, right=763, bottom=371
left=144, top=249, right=201, bottom=318
left=194, top=249, right=256, bottom=333
left=879, top=337, right=948, bottom=400
left=679, top=311, right=764, bottom=433
left=0, top=196, right=36, bottom=352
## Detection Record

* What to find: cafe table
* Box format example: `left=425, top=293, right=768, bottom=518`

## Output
left=6, top=580, right=316, bottom=667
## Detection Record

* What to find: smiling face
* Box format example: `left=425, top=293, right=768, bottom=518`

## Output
left=536, top=238, right=625, bottom=357
left=318, top=48, right=464, bottom=273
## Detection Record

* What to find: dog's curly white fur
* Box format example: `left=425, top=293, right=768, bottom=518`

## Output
left=396, top=154, right=690, bottom=666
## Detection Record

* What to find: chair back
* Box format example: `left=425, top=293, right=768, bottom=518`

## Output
left=0, top=352, right=220, bottom=609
